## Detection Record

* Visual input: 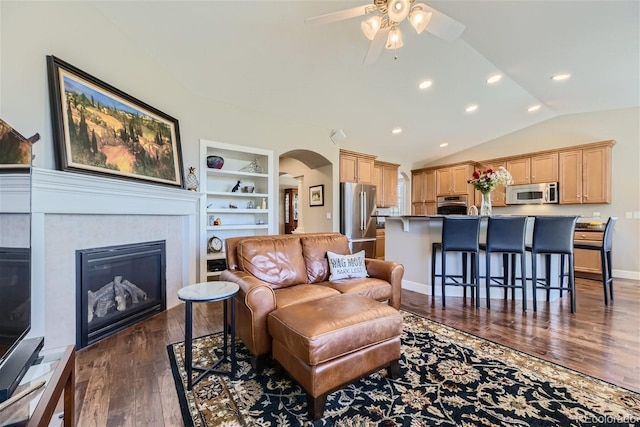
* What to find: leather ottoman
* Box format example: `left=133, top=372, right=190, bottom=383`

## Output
left=267, top=293, right=402, bottom=420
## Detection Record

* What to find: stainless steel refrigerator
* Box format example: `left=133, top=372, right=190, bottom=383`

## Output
left=340, top=182, right=377, bottom=258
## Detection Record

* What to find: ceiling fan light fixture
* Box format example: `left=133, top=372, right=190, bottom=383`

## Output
left=409, top=8, right=432, bottom=34
left=385, top=26, right=404, bottom=49
left=361, top=15, right=382, bottom=40
left=387, top=0, right=411, bottom=23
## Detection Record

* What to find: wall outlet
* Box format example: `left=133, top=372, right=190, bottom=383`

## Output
left=626, top=212, right=633, bottom=219
left=326, top=212, right=331, bottom=220
left=592, top=212, right=600, bottom=218
left=634, top=211, right=640, bottom=219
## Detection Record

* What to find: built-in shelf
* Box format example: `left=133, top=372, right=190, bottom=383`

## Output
left=199, top=139, right=276, bottom=282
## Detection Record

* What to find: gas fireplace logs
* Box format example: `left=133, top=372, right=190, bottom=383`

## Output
left=87, top=276, right=147, bottom=322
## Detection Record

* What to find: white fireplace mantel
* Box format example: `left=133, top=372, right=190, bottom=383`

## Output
left=31, top=168, right=201, bottom=215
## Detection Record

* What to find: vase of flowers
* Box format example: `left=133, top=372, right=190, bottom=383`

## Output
left=468, top=167, right=513, bottom=215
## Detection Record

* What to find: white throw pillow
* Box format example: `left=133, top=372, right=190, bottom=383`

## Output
left=326, top=250, right=368, bottom=280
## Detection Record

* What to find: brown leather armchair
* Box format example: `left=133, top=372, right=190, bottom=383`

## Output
left=220, top=232, right=404, bottom=370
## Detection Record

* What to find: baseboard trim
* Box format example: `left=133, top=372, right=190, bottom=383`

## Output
left=612, top=269, right=640, bottom=281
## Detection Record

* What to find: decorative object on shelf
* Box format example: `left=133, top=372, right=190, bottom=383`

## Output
left=229, top=204, right=237, bottom=209
left=46, top=56, right=185, bottom=188
left=0, top=118, right=39, bottom=172
left=309, top=184, right=325, bottom=207
left=260, top=198, right=268, bottom=210
left=231, top=180, right=241, bottom=192
left=246, top=200, right=254, bottom=209
left=239, top=158, right=263, bottom=173
left=185, top=166, right=199, bottom=191
left=468, top=167, right=513, bottom=216
left=206, top=155, right=224, bottom=169
left=208, top=215, right=222, bottom=226
left=208, top=236, right=223, bottom=253
left=241, top=186, right=255, bottom=193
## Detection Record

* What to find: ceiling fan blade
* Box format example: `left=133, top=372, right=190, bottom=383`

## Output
left=305, top=4, right=372, bottom=26
left=363, top=27, right=390, bottom=66
left=418, top=3, right=466, bottom=42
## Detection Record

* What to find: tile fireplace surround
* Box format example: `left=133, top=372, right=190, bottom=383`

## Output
left=30, top=168, right=200, bottom=349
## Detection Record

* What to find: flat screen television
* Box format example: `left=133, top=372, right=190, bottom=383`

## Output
left=0, top=246, right=42, bottom=402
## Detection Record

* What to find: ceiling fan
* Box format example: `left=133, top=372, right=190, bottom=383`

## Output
left=305, top=0, right=465, bottom=65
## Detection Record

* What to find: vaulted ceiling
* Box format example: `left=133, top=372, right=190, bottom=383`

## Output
left=93, top=1, right=639, bottom=166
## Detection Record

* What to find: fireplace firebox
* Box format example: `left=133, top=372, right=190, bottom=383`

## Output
left=76, top=241, right=166, bottom=349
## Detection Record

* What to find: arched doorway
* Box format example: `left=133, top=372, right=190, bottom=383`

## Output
left=279, top=150, right=333, bottom=234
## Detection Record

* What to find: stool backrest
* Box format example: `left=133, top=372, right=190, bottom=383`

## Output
left=603, top=216, right=617, bottom=251
left=486, top=216, right=527, bottom=253
left=531, top=216, right=579, bottom=254
left=441, top=216, right=481, bottom=252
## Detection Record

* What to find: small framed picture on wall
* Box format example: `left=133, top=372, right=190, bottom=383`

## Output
left=309, top=184, right=324, bottom=207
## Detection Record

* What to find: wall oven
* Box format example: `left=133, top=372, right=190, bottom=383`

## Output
left=437, top=195, right=468, bottom=215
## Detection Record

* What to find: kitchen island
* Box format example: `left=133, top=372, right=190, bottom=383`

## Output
left=381, top=215, right=567, bottom=301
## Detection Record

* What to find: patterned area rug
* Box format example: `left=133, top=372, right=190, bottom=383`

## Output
left=167, top=312, right=640, bottom=426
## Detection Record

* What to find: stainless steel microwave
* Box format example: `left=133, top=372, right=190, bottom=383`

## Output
left=506, top=182, right=559, bottom=205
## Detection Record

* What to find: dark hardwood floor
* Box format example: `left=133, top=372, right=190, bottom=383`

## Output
left=75, top=277, right=640, bottom=426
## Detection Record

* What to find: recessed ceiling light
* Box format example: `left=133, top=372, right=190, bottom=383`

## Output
left=528, top=104, right=541, bottom=112
left=418, top=80, right=432, bottom=89
left=465, top=104, right=478, bottom=113
left=551, top=73, right=571, bottom=81
left=486, top=74, right=502, bottom=84
left=439, top=142, right=449, bottom=147
left=391, top=128, right=402, bottom=134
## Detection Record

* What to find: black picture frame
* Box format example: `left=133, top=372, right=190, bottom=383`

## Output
left=309, top=184, right=324, bottom=207
left=46, top=55, right=185, bottom=188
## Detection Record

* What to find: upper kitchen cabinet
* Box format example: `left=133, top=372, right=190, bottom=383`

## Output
left=340, top=150, right=376, bottom=184
left=505, top=157, right=530, bottom=185
left=373, top=161, right=399, bottom=207
left=506, top=153, right=558, bottom=185
left=558, top=141, right=613, bottom=204
left=530, top=153, right=558, bottom=183
left=436, top=163, right=474, bottom=196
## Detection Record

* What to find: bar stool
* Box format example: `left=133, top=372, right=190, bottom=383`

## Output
left=483, top=216, right=528, bottom=311
left=431, top=216, right=481, bottom=308
left=573, top=216, right=617, bottom=305
left=530, top=216, right=579, bottom=313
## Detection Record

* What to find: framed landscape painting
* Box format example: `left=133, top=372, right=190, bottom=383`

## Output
left=47, top=55, right=185, bottom=188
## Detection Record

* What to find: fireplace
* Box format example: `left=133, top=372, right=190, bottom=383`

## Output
left=76, top=241, right=166, bottom=349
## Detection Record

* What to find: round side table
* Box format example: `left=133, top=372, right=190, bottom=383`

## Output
left=177, top=281, right=239, bottom=390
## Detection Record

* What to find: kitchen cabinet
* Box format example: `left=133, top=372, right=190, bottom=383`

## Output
left=373, top=161, right=399, bottom=207
left=375, top=228, right=385, bottom=260
left=340, top=150, right=375, bottom=184
left=506, top=153, right=558, bottom=185
left=412, top=202, right=437, bottom=215
left=411, top=169, right=436, bottom=214
left=506, top=157, right=531, bottom=185
left=199, top=139, right=276, bottom=282
left=574, top=231, right=604, bottom=275
left=559, top=143, right=612, bottom=204
left=530, top=153, right=558, bottom=183
left=436, top=163, right=474, bottom=196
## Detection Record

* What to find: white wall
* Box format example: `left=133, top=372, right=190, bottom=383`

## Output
left=0, top=0, right=342, bottom=229
left=416, top=108, right=640, bottom=278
